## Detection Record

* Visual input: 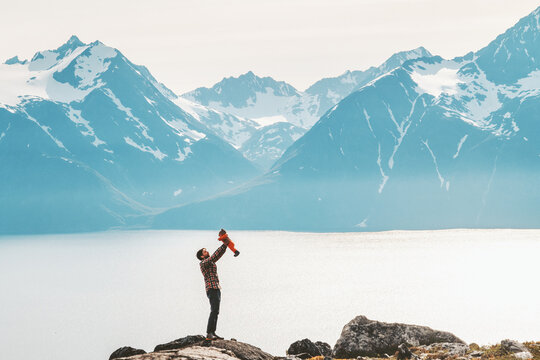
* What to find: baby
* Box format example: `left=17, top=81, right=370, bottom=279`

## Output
left=218, top=228, right=240, bottom=257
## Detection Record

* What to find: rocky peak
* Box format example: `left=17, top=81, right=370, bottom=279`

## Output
left=183, top=70, right=299, bottom=108
left=4, top=56, right=27, bottom=65
left=58, top=35, right=86, bottom=51
left=475, top=5, right=540, bottom=84
left=379, top=46, right=433, bottom=73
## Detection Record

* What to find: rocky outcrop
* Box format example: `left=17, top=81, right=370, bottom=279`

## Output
left=108, top=321, right=538, bottom=360
left=111, top=339, right=273, bottom=360
left=116, top=346, right=242, bottom=360
left=201, top=339, right=274, bottom=360
left=286, top=339, right=332, bottom=358
left=501, top=339, right=533, bottom=359
left=109, top=346, right=146, bottom=359
left=333, top=316, right=465, bottom=358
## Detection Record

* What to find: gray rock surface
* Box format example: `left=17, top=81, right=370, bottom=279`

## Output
left=421, top=343, right=469, bottom=356
left=154, top=335, right=206, bottom=352
left=109, top=346, right=146, bottom=359
left=287, top=339, right=332, bottom=358
left=113, top=338, right=273, bottom=360
left=314, top=341, right=332, bottom=357
left=396, top=343, right=413, bottom=360
left=501, top=340, right=529, bottom=354
left=202, top=339, right=274, bottom=360
left=501, top=340, right=533, bottom=359
left=333, top=316, right=465, bottom=358
left=144, top=339, right=273, bottom=360
left=119, top=346, right=241, bottom=360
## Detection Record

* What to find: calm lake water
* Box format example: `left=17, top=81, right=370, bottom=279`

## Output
left=0, top=229, right=539, bottom=360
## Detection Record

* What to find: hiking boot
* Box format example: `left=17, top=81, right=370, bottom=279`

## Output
left=212, top=333, right=224, bottom=340
left=234, top=250, right=240, bottom=257
left=205, top=333, right=216, bottom=341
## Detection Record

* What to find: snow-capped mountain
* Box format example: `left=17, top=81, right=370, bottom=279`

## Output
left=154, top=7, right=540, bottom=231
left=183, top=71, right=317, bottom=128
left=181, top=49, right=432, bottom=169
left=305, top=47, right=432, bottom=118
left=181, top=72, right=317, bottom=169
left=0, top=36, right=259, bottom=234
left=171, top=96, right=259, bottom=149
left=239, top=122, right=305, bottom=170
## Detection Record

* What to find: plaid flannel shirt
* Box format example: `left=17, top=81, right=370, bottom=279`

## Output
left=200, top=243, right=227, bottom=291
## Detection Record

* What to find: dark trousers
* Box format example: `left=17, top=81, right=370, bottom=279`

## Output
left=206, top=288, right=221, bottom=334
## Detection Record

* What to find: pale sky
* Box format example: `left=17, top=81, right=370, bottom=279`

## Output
left=3, top=0, right=539, bottom=94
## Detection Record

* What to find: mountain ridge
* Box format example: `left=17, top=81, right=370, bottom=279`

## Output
left=180, top=47, right=434, bottom=169
left=0, top=35, right=260, bottom=234
left=153, top=6, right=540, bottom=231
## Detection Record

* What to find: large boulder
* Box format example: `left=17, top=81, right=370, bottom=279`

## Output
left=501, top=340, right=533, bottom=359
left=109, top=346, right=146, bottom=360
left=287, top=339, right=332, bottom=358
left=333, top=316, right=465, bottom=358
left=314, top=341, right=332, bottom=357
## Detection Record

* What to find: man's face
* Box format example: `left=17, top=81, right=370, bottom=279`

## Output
left=201, top=248, right=209, bottom=259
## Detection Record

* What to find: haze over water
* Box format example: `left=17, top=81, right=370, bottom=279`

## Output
left=0, top=229, right=538, bottom=360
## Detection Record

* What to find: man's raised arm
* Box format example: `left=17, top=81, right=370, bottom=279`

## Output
left=208, top=240, right=228, bottom=263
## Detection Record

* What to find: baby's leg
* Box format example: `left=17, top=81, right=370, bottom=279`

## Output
left=227, top=240, right=237, bottom=253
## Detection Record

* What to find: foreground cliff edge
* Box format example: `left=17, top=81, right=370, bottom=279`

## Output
left=109, top=316, right=538, bottom=360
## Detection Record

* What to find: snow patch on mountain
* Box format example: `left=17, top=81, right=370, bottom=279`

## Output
left=66, top=108, right=106, bottom=147
left=422, top=139, right=445, bottom=188
left=205, top=87, right=318, bottom=128
left=252, top=115, right=287, bottom=127
left=515, top=69, right=540, bottom=99
left=162, top=116, right=206, bottom=142
left=124, top=136, right=167, bottom=160
left=103, top=88, right=153, bottom=141
left=411, top=63, right=461, bottom=97
left=376, top=143, right=389, bottom=193
left=387, top=96, right=419, bottom=170
left=453, top=135, right=468, bottom=159
left=0, top=41, right=117, bottom=107
left=172, top=96, right=256, bottom=149
left=355, top=218, right=368, bottom=228
left=173, top=97, right=203, bottom=121
left=23, top=110, right=68, bottom=151
left=175, top=144, right=192, bottom=162
left=73, top=43, right=116, bottom=88
left=362, top=108, right=375, bottom=136
left=410, top=57, right=540, bottom=137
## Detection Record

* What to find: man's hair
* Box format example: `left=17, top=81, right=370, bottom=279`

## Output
left=196, top=248, right=205, bottom=260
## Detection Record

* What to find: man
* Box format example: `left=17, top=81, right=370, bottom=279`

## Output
left=196, top=238, right=229, bottom=341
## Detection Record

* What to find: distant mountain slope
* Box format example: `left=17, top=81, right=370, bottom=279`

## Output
left=154, top=7, right=540, bottom=231
left=0, top=36, right=259, bottom=234
left=239, top=122, right=305, bottom=170
left=305, top=47, right=432, bottom=118
left=183, top=71, right=315, bottom=128
left=181, top=48, right=432, bottom=169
